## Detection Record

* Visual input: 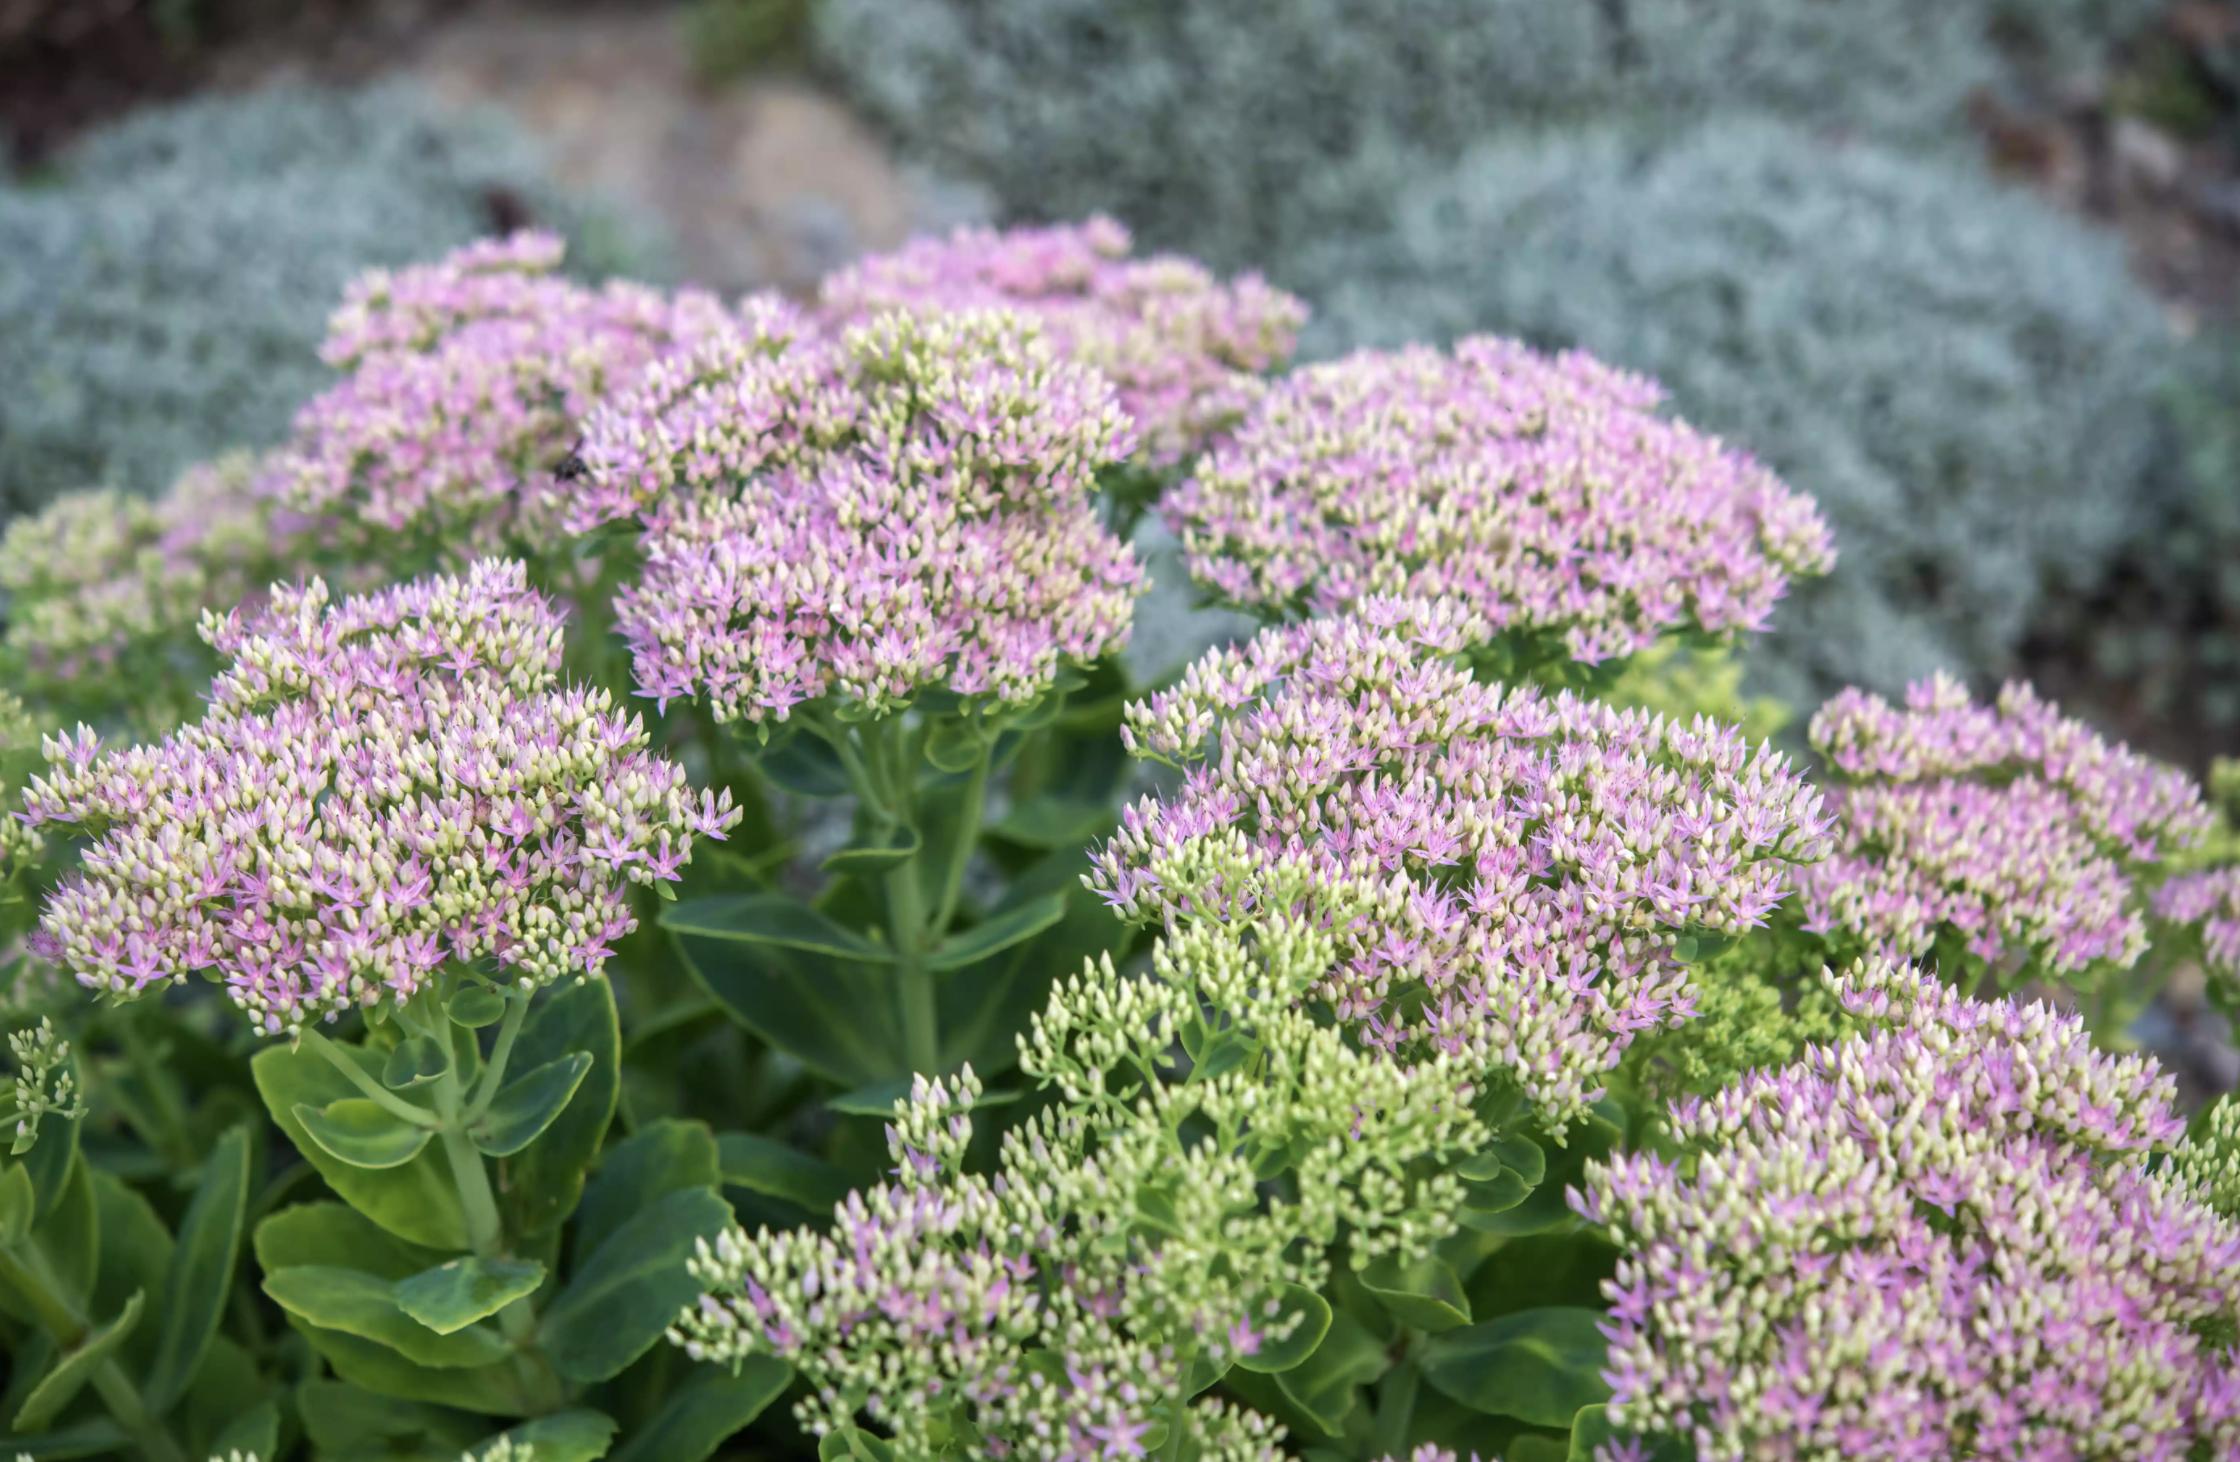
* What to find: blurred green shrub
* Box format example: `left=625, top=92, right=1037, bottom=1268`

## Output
left=682, top=0, right=811, bottom=81
left=0, top=82, right=638, bottom=515
left=1299, top=116, right=2171, bottom=703
left=811, top=0, right=2162, bottom=268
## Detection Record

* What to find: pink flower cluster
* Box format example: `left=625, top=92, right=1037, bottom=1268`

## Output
left=1576, top=963, right=2240, bottom=1461
left=0, top=455, right=301, bottom=703
left=584, top=307, right=1145, bottom=722
left=24, top=560, right=738, bottom=1035
left=2156, top=868, right=2240, bottom=993
left=1163, top=339, right=1836, bottom=664
left=1797, top=674, right=2210, bottom=980
left=820, top=217, right=1308, bottom=466
left=267, top=231, right=734, bottom=555
left=1089, top=600, right=1831, bottom=1124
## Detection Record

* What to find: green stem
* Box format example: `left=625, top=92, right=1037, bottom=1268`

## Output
left=1161, top=1356, right=1193, bottom=1462
left=0, top=1245, right=190, bottom=1462
left=1372, top=1340, right=1422, bottom=1457
left=300, top=1028, right=437, bottom=1126
left=930, top=737, right=993, bottom=936
left=426, top=1055, right=566, bottom=1411
left=463, top=990, right=532, bottom=1123
left=885, top=847, right=940, bottom=1078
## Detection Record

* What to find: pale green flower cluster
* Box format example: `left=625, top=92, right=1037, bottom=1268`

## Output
left=673, top=910, right=1498, bottom=1456
left=4, top=1017, right=82, bottom=1155
left=2172, top=1097, right=2240, bottom=1222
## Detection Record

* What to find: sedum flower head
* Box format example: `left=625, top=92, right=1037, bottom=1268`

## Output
left=1089, top=600, right=1831, bottom=1126
left=2154, top=867, right=2240, bottom=999
left=24, top=560, right=739, bottom=1035
left=674, top=913, right=1487, bottom=1458
left=268, top=231, right=734, bottom=557
left=1163, top=339, right=1835, bottom=665
left=0, top=455, right=302, bottom=718
left=820, top=217, right=1307, bottom=465
left=0, top=690, right=46, bottom=891
left=1797, top=673, right=2210, bottom=983
left=2172, top=1096, right=2240, bottom=1223
left=1577, top=961, right=2240, bottom=1462
left=588, top=307, right=1146, bottom=723
left=4, top=1017, right=82, bottom=1154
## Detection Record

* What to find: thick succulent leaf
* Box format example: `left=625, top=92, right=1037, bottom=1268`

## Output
left=1418, top=1306, right=1611, bottom=1428
left=253, top=1043, right=468, bottom=1250
left=144, top=1123, right=252, bottom=1411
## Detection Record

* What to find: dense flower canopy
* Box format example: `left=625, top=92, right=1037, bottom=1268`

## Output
left=24, top=560, right=738, bottom=1034
left=1797, top=673, right=2210, bottom=981
left=820, top=216, right=1308, bottom=466
left=584, top=307, right=1145, bottom=722
left=1577, top=962, right=2240, bottom=1461
left=1090, top=600, right=1831, bottom=1124
left=1163, top=338, right=1836, bottom=663
left=266, top=231, right=733, bottom=556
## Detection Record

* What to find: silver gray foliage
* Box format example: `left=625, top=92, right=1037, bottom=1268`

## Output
left=812, top=0, right=2161, bottom=270
left=0, top=82, right=638, bottom=515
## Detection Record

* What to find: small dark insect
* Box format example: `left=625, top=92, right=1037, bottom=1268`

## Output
left=553, top=440, right=589, bottom=482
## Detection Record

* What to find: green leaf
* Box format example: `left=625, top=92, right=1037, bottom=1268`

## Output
left=0, top=1420, right=127, bottom=1459
left=935, top=850, right=1126, bottom=1075
left=822, top=822, right=920, bottom=874
left=0, top=1160, right=32, bottom=1244
left=467, top=1410, right=618, bottom=1462
left=295, top=1097, right=436, bottom=1169
left=1492, top=1131, right=1549, bottom=1187
left=296, top=1376, right=485, bottom=1458
left=755, top=733, right=851, bottom=798
left=500, top=979, right=622, bottom=1239
left=395, top=1255, right=548, bottom=1335
left=144, top=1124, right=252, bottom=1412
left=1566, top=1402, right=1687, bottom=1461
left=608, top=1358, right=794, bottom=1462
left=284, top=1326, right=538, bottom=1419
left=207, top=1398, right=281, bottom=1462
left=1233, top=1282, right=1332, bottom=1375
left=574, top=1120, right=721, bottom=1267
left=1265, top=1308, right=1387, bottom=1438
left=923, top=716, right=989, bottom=773
left=258, top=1201, right=448, bottom=1276
left=384, top=1034, right=453, bottom=1090
left=540, top=1186, right=734, bottom=1384
left=265, top=1265, right=512, bottom=1369
left=254, top=1043, right=468, bottom=1250
left=928, top=892, right=1067, bottom=971
left=823, top=1080, right=1021, bottom=1118
left=988, top=793, right=1115, bottom=849
left=469, top=1051, right=594, bottom=1158
left=675, top=930, right=904, bottom=1087
left=12, top=1289, right=143, bottom=1430
left=1418, top=1306, right=1611, bottom=1428
left=448, top=986, right=508, bottom=1029
left=818, top=1427, right=896, bottom=1461
left=1359, top=1252, right=1472, bottom=1332
left=179, top=1335, right=279, bottom=1460
left=716, top=1131, right=852, bottom=1215
left=664, top=892, right=894, bottom=963
left=18, top=1045, right=80, bottom=1228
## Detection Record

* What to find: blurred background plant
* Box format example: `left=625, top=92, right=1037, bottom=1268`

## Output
left=0, top=80, right=643, bottom=515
